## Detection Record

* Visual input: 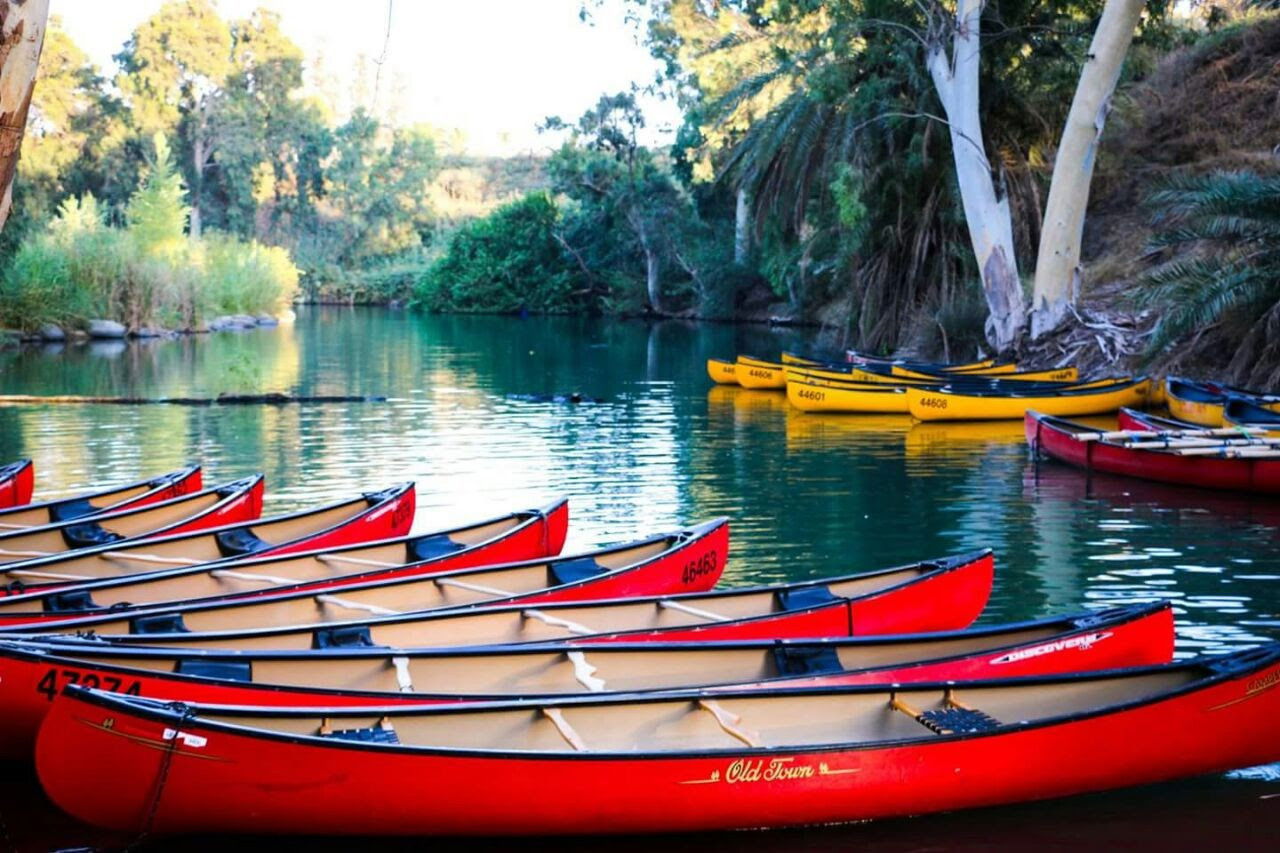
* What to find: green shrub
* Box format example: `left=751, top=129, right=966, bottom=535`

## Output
left=415, top=193, right=585, bottom=313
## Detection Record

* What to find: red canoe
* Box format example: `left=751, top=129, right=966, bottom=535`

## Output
left=0, top=460, right=34, bottom=508
left=0, top=602, right=1172, bottom=759
left=35, top=643, right=1280, bottom=835
left=0, top=482, right=416, bottom=596
left=18, top=548, right=991, bottom=651
left=0, top=475, right=265, bottom=566
left=0, top=465, right=203, bottom=531
left=1026, top=411, right=1280, bottom=493
left=0, top=517, right=727, bottom=631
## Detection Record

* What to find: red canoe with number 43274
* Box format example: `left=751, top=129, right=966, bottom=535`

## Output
left=0, top=601, right=1173, bottom=759
left=0, top=460, right=35, bottom=509
left=35, top=643, right=1280, bottom=835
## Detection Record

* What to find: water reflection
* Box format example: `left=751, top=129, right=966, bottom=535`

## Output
left=0, top=308, right=1277, bottom=844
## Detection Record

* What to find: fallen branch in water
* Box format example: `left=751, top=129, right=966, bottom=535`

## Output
left=0, top=392, right=387, bottom=406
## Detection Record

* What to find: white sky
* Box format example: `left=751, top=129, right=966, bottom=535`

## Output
left=52, top=0, right=682, bottom=155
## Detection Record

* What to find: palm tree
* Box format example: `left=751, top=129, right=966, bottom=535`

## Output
left=1138, top=170, right=1280, bottom=386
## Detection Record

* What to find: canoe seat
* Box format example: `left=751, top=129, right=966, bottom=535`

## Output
left=42, top=588, right=99, bottom=614
left=312, top=625, right=378, bottom=649
left=176, top=659, right=252, bottom=682
left=916, top=707, right=1001, bottom=735
left=549, top=556, right=606, bottom=586
left=408, top=533, right=466, bottom=562
left=61, top=521, right=125, bottom=550
left=775, top=584, right=840, bottom=612
left=771, top=643, right=844, bottom=676
left=130, top=612, right=188, bottom=634
left=215, top=526, right=270, bottom=557
left=319, top=722, right=399, bottom=745
left=48, top=497, right=99, bottom=522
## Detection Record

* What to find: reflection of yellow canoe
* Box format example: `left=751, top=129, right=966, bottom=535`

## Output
left=907, top=378, right=1151, bottom=422
left=787, top=378, right=910, bottom=413
left=707, top=385, right=788, bottom=422
left=905, top=419, right=1032, bottom=453
left=785, top=410, right=912, bottom=450
left=735, top=355, right=787, bottom=389
left=706, top=358, right=739, bottom=385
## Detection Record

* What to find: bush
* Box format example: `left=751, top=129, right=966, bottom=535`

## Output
left=415, top=193, right=585, bottom=313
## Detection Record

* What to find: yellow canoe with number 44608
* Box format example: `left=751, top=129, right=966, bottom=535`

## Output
left=736, top=355, right=788, bottom=389
left=907, top=378, right=1152, bottom=422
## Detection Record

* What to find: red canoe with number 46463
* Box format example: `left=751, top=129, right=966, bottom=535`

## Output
left=0, top=517, right=727, bottom=632
left=35, top=643, right=1280, bottom=835
left=0, top=601, right=1172, bottom=759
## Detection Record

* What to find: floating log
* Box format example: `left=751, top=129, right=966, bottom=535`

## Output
left=0, top=392, right=386, bottom=406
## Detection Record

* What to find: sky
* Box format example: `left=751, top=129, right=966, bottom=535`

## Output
left=52, top=0, right=683, bottom=155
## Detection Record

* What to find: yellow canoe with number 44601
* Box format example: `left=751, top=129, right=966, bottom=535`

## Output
left=907, top=378, right=1152, bottom=422
left=787, top=378, right=910, bottom=413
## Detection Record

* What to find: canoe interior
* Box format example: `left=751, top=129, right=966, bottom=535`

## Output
left=18, top=617, right=1097, bottom=696
left=170, top=668, right=1202, bottom=754
left=0, top=467, right=197, bottom=529
left=38, top=551, right=949, bottom=648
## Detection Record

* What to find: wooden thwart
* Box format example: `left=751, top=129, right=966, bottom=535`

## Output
left=658, top=599, right=728, bottom=622
left=4, top=568, right=91, bottom=581
left=316, top=554, right=399, bottom=570
left=522, top=608, right=595, bottom=636
left=102, top=551, right=203, bottom=566
left=1074, top=426, right=1266, bottom=442
left=314, top=594, right=401, bottom=616
left=698, top=699, right=761, bottom=747
left=209, top=568, right=296, bottom=585
left=542, top=707, right=587, bottom=751
left=434, top=577, right=512, bottom=597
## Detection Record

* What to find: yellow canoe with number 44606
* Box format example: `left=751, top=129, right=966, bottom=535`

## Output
left=736, top=355, right=788, bottom=389
left=907, top=378, right=1152, bottom=422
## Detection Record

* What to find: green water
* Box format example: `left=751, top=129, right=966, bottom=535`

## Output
left=0, top=307, right=1276, bottom=848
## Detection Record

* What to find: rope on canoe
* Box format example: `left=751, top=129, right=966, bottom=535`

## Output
left=0, top=393, right=387, bottom=406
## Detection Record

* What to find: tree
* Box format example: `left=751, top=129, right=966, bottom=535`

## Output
left=1031, top=0, right=1147, bottom=338
left=127, top=131, right=188, bottom=258
left=1136, top=171, right=1280, bottom=386
left=115, top=0, right=231, bottom=237
left=0, top=0, right=50, bottom=231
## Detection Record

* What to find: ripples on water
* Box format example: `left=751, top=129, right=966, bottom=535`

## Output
left=0, top=308, right=1277, bottom=847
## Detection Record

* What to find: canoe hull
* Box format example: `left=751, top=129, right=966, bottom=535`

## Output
left=1028, top=412, right=1280, bottom=493
left=705, top=359, right=738, bottom=385
left=735, top=357, right=787, bottom=390
left=0, top=460, right=34, bottom=509
left=36, top=652, right=1280, bottom=835
left=910, top=380, right=1150, bottom=422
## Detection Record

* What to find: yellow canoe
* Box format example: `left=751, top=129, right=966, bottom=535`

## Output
left=786, top=378, right=911, bottom=413
left=845, top=351, right=998, bottom=372
left=735, top=355, right=787, bottom=390
left=706, top=358, right=739, bottom=385
left=891, top=365, right=1078, bottom=382
left=907, top=378, right=1152, bottom=422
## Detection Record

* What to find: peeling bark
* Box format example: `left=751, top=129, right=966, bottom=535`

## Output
left=1031, top=0, right=1146, bottom=339
left=733, top=186, right=749, bottom=265
left=0, top=0, right=50, bottom=231
left=927, top=0, right=1026, bottom=352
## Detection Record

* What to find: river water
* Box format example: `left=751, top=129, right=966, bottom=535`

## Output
left=0, top=307, right=1276, bottom=849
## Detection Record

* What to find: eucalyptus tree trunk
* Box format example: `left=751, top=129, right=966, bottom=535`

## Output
left=733, top=187, right=750, bottom=265
left=1030, top=0, right=1146, bottom=339
left=0, top=0, right=49, bottom=231
left=927, top=0, right=1025, bottom=352
left=644, top=242, right=661, bottom=312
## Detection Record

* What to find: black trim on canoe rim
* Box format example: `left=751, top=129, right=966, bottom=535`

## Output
left=1168, top=377, right=1280, bottom=407
left=0, top=459, right=32, bottom=484
left=57, top=640, right=1280, bottom=760
left=0, top=495, right=567, bottom=616
left=707, top=358, right=736, bottom=367
left=19, top=546, right=988, bottom=645
left=919, top=377, right=1145, bottom=400
left=0, top=465, right=201, bottom=523
left=0, top=512, right=722, bottom=629
left=0, top=602, right=1171, bottom=702
left=0, top=481, right=416, bottom=581
left=1115, top=407, right=1202, bottom=432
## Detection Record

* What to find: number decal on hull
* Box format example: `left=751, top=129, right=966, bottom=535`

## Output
left=681, top=549, right=719, bottom=584
left=36, top=668, right=142, bottom=702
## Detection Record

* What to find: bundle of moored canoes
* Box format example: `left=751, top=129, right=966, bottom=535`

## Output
left=707, top=351, right=1160, bottom=420
left=1027, top=376, right=1280, bottom=494
left=0, top=461, right=1276, bottom=836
